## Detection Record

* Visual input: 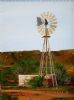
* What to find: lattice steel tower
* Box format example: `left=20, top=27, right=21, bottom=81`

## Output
left=37, top=12, right=58, bottom=87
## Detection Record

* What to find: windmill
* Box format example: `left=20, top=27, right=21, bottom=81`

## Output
left=37, top=12, right=58, bottom=87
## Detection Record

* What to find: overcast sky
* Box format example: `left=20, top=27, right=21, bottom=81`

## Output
left=0, top=1, right=74, bottom=52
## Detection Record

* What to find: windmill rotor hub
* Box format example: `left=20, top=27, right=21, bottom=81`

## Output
left=44, top=19, right=48, bottom=26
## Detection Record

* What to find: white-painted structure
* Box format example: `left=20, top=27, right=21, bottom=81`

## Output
left=44, top=74, right=55, bottom=79
left=18, top=75, right=39, bottom=86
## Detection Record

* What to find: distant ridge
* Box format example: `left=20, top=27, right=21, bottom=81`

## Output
left=0, top=49, right=74, bottom=66
left=0, top=49, right=74, bottom=75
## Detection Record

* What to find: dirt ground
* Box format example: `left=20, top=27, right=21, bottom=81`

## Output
left=0, top=89, right=74, bottom=100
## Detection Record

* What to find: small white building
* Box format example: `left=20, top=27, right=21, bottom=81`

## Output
left=18, top=75, right=39, bottom=86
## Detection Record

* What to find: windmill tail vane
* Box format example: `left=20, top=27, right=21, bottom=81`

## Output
left=37, top=17, right=43, bottom=26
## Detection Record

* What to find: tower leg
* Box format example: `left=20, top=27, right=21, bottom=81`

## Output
left=39, top=36, right=58, bottom=87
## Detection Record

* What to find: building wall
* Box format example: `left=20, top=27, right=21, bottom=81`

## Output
left=18, top=75, right=39, bottom=86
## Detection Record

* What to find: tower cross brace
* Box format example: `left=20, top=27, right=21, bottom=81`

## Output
left=39, top=26, right=58, bottom=87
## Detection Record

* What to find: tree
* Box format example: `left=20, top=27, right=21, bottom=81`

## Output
left=0, top=67, right=17, bottom=86
left=12, top=57, right=39, bottom=74
left=54, top=62, right=68, bottom=86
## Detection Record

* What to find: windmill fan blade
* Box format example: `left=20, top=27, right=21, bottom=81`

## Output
left=43, top=12, right=47, bottom=19
left=50, top=18, right=57, bottom=22
left=50, top=25, right=56, bottom=28
left=37, top=17, right=43, bottom=26
left=51, top=21, right=57, bottom=25
left=46, top=12, right=50, bottom=19
left=41, top=14, right=44, bottom=19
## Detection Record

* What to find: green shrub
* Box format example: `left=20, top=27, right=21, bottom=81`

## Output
left=28, top=76, right=43, bottom=88
left=1, top=94, right=11, bottom=100
left=54, top=62, right=68, bottom=86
